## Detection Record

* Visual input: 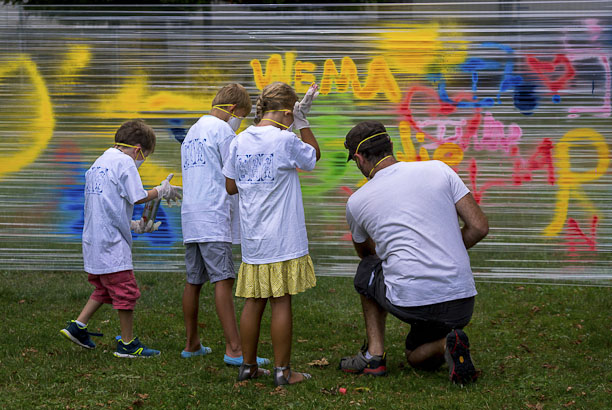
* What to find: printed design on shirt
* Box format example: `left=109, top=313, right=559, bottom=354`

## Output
left=182, top=137, right=207, bottom=170
left=85, top=166, right=108, bottom=195
left=237, top=154, right=275, bottom=184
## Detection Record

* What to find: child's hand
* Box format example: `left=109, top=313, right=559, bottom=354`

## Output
left=156, top=173, right=183, bottom=207
left=293, top=83, right=319, bottom=130
left=131, top=218, right=162, bottom=234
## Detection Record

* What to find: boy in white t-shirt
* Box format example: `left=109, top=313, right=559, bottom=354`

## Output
left=60, top=119, right=182, bottom=358
left=180, top=83, right=268, bottom=366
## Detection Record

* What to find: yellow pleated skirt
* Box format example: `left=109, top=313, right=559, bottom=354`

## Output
left=235, top=254, right=316, bottom=298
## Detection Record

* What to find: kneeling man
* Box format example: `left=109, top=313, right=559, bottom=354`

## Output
left=339, top=121, right=489, bottom=384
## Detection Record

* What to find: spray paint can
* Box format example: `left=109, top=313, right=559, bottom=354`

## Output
left=142, top=174, right=173, bottom=224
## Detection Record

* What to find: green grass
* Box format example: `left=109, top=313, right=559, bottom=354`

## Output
left=1, top=271, right=611, bottom=409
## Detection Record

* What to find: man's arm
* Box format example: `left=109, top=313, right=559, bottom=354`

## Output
left=352, top=237, right=376, bottom=259
left=455, top=193, right=489, bottom=249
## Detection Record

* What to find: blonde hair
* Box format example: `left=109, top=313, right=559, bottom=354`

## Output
left=211, top=83, right=252, bottom=113
left=254, top=82, right=298, bottom=125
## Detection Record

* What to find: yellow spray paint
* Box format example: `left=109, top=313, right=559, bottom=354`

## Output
left=378, top=23, right=468, bottom=75
left=395, top=121, right=463, bottom=167
left=396, top=121, right=418, bottom=161
left=320, top=56, right=401, bottom=102
left=250, top=52, right=401, bottom=102
left=97, top=72, right=215, bottom=187
left=98, top=73, right=211, bottom=119
left=543, top=128, right=610, bottom=236
left=251, top=52, right=296, bottom=90
left=294, top=61, right=317, bottom=93
left=57, top=44, right=92, bottom=88
left=0, top=55, right=54, bottom=179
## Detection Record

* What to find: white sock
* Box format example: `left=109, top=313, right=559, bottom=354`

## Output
left=75, top=320, right=87, bottom=328
left=364, top=350, right=374, bottom=360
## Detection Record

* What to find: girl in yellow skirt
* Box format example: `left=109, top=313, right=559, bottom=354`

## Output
left=223, top=82, right=320, bottom=386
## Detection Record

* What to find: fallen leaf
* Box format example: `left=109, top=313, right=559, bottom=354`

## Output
left=308, top=358, right=330, bottom=367
left=563, top=401, right=576, bottom=407
left=531, top=306, right=541, bottom=313
left=297, top=339, right=308, bottom=343
left=270, top=386, right=287, bottom=396
left=137, top=394, right=149, bottom=399
left=18, top=299, right=26, bottom=304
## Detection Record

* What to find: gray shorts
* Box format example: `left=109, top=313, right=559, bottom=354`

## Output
left=354, top=255, right=474, bottom=351
left=184, top=242, right=235, bottom=285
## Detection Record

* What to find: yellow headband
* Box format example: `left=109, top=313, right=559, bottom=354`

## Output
left=260, top=118, right=289, bottom=129
left=115, top=143, right=145, bottom=160
left=115, top=142, right=138, bottom=149
left=212, top=105, right=242, bottom=118
left=355, top=132, right=388, bottom=155
left=368, top=155, right=392, bottom=178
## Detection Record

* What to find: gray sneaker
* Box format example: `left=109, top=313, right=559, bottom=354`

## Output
left=339, top=344, right=387, bottom=376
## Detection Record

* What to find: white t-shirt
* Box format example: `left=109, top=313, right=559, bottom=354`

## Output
left=83, top=148, right=148, bottom=274
left=181, top=115, right=240, bottom=244
left=223, top=125, right=317, bottom=264
left=346, top=160, right=477, bottom=307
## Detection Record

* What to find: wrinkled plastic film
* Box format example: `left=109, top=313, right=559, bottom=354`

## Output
left=0, top=3, right=610, bottom=283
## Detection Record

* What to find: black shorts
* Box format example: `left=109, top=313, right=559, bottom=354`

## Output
left=354, top=255, right=475, bottom=351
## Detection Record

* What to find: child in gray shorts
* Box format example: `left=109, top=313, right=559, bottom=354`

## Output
left=180, top=83, right=268, bottom=367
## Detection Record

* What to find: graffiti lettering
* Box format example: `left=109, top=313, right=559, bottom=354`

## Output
left=543, top=128, right=609, bottom=236
left=526, top=54, right=576, bottom=102
left=564, top=215, right=598, bottom=253
left=475, top=112, right=522, bottom=153
left=250, top=53, right=401, bottom=102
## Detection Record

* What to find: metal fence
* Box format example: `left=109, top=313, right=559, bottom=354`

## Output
left=1, top=2, right=611, bottom=283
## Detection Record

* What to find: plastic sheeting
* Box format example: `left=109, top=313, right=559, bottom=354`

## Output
left=0, top=2, right=611, bottom=283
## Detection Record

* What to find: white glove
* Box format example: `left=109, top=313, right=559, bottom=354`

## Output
left=131, top=218, right=162, bottom=234
left=156, top=173, right=183, bottom=206
left=293, top=83, right=319, bottom=130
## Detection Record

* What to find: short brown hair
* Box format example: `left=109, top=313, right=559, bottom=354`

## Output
left=114, top=119, right=156, bottom=154
left=212, top=83, right=252, bottom=113
left=254, top=82, right=298, bottom=124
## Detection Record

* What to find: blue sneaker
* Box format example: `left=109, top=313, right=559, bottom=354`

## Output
left=224, top=354, right=270, bottom=367
left=60, top=321, right=103, bottom=349
left=114, top=337, right=160, bottom=358
left=181, top=344, right=212, bottom=358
